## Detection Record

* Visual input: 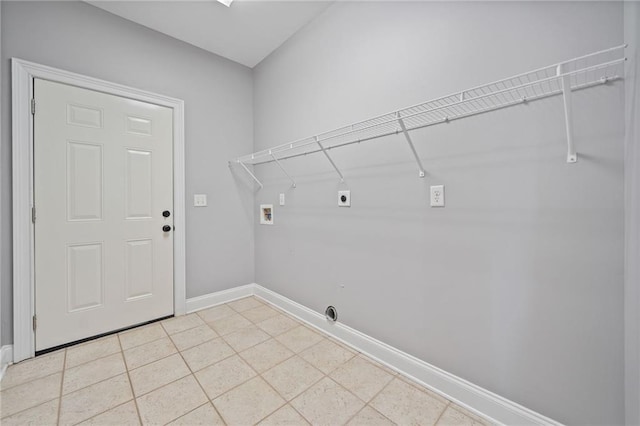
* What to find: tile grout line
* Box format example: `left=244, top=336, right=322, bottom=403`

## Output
left=62, top=376, right=132, bottom=425
left=127, top=357, right=192, bottom=399
left=214, top=308, right=289, bottom=423
left=237, top=345, right=296, bottom=376
left=301, top=339, right=359, bottom=376
left=344, top=405, right=370, bottom=425
left=173, top=335, right=229, bottom=426
left=65, top=348, right=121, bottom=372
left=118, top=322, right=173, bottom=353
left=0, top=354, right=68, bottom=421
left=117, top=334, right=144, bottom=426
left=0, top=368, right=62, bottom=394
left=271, top=372, right=327, bottom=424
left=217, top=323, right=290, bottom=425
left=223, top=319, right=345, bottom=424
left=0, top=350, right=66, bottom=392
left=254, top=318, right=302, bottom=339
left=171, top=334, right=218, bottom=353
left=355, top=378, right=401, bottom=425
left=433, top=401, right=452, bottom=426
left=322, top=375, right=371, bottom=424
left=190, top=372, right=230, bottom=426
left=396, top=373, right=451, bottom=405
left=217, top=329, right=270, bottom=354
left=159, top=313, right=207, bottom=335
left=235, top=303, right=281, bottom=323
left=225, top=306, right=300, bottom=339
left=205, top=300, right=313, bottom=425
left=124, top=342, right=178, bottom=372
left=57, top=350, right=130, bottom=400
left=56, top=349, right=67, bottom=425
left=76, top=400, right=140, bottom=425
left=331, top=354, right=396, bottom=406
left=195, top=297, right=298, bottom=339
left=0, top=395, right=60, bottom=422
left=286, top=403, right=312, bottom=426
left=163, top=401, right=213, bottom=426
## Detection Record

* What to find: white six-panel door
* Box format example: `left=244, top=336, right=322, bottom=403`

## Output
left=34, top=78, right=174, bottom=351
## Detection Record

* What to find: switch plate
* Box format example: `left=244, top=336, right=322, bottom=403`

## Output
left=279, top=193, right=285, bottom=206
left=194, top=194, right=207, bottom=207
left=338, top=190, right=351, bottom=207
left=430, top=185, right=444, bottom=207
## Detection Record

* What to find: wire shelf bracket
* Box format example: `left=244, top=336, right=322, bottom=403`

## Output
left=234, top=160, right=263, bottom=189
left=231, top=45, right=626, bottom=188
left=271, top=151, right=297, bottom=188
left=558, top=63, right=577, bottom=163
left=315, top=136, right=345, bottom=182
left=397, top=112, right=426, bottom=178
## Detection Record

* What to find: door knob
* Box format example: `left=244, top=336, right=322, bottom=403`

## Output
left=162, top=210, right=171, bottom=218
left=162, top=225, right=172, bottom=232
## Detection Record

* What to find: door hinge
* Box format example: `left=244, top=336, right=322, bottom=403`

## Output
left=32, top=206, right=36, bottom=224
left=32, top=315, right=37, bottom=331
left=31, top=98, right=36, bottom=115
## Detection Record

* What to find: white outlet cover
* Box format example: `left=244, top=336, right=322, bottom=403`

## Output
left=338, top=190, right=351, bottom=207
left=279, top=193, right=285, bottom=206
left=430, top=185, right=445, bottom=207
left=194, top=194, right=207, bottom=207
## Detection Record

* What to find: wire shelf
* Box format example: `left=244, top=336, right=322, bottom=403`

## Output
left=231, top=45, right=626, bottom=187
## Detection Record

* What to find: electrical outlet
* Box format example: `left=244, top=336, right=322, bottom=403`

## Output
left=430, top=185, right=444, bottom=207
left=279, top=193, right=285, bottom=206
left=338, top=190, right=351, bottom=207
left=194, top=194, right=207, bottom=207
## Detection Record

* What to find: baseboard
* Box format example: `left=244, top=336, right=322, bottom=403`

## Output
left=1, top=345, right=14, bottom=382
left=185, top=284, right=256, bottom=313
left=252, top=284, right=561, bottom=426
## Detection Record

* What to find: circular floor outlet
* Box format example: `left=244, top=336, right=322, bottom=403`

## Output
left=325, top=306, right=338, bottom=322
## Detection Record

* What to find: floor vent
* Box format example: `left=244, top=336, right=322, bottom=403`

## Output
left=325, top=305, right=338, bottom=322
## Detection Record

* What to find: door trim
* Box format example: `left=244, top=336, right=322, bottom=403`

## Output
left=11, top=58, right=187, bottom=362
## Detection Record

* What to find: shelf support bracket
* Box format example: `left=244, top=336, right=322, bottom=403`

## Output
left=315, top=137, right=345, bottom=182
left=396, top=112, right=426, bottom=177
left=270, top=151, right=296, bottom=188
left=236, top=160, right=263, bottom=189
left=557, top=64, right=577, bottom=163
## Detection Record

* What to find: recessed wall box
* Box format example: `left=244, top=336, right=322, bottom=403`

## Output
left=260, top=204, right=274, bottom=225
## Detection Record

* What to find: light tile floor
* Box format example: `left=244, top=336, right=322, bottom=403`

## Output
left=1, top=296, right=491, bottom=426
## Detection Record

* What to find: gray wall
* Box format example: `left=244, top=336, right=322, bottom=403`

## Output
left=0, top=1, right=255, bottom=345
left=253, top=2, right=625, bottom=424
left=624, top=2, right=640, bottom=425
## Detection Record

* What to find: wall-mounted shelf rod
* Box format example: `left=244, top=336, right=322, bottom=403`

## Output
left=231, top=44, right=626, bottom=187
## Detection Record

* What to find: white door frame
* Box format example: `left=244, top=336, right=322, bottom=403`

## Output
left=11, top=58, right=187, bottom=362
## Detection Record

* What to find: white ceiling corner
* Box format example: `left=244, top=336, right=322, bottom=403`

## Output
left=86, top=0, right=334, bottom=68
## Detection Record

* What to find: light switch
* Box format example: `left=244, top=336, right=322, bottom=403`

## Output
left=279, top=193, right=285, bottom=206
left=194, top=194, right=207, bottom=207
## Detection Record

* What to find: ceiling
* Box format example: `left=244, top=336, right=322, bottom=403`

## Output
left=87, top=1, right=333, bottom=68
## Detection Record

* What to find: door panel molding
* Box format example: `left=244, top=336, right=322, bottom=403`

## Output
left=11, top=58, right=186, bottom=362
